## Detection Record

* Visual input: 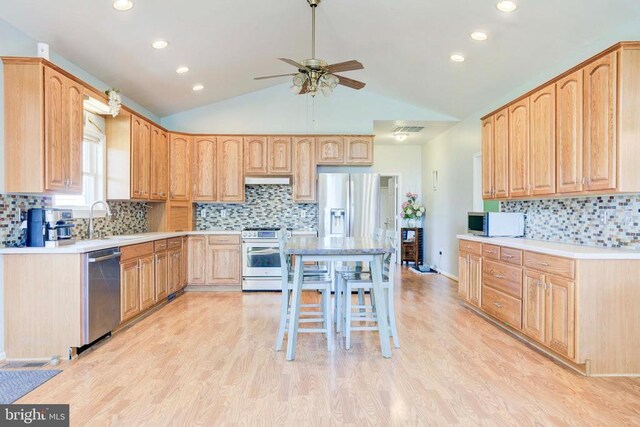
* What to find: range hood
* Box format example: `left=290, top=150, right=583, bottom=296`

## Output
left=245, top=177, right=291, bottom=185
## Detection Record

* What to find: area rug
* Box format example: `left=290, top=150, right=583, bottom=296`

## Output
left=410, top=266, right=438, bottom=275
left=0, top=370, right=61, bottom=403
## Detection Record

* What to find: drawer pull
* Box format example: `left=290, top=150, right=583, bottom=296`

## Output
left=493, top=274, right=504, bottom=279
left=465, top=245, right=472, bottom=249
left=493, top=302, right=503, bottom=308
left=503, top=254, right=514, bottom=258
left=536, top=261, right=550, bottom=266
left=486, top=250, right=496, bottom=254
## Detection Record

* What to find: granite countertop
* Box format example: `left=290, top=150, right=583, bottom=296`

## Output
left=457, top=234, right=640, bottom=260
left=0, top=230, right=241, bottom=255
left=285, top=236, right=395, bottom=255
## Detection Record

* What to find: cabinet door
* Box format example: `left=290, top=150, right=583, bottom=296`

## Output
left=317, top=136, right=345, bottom=164
left=131, top=117, right=151, bottom=199
left=584, top=52, right=617, bottom=191
left=150, top=126, right=168, bottom=200
left=244, top=136, right=268, bottom=175
left=457, top=253, right=469, bottom=300
left=120, top=260, right=140, bottom=322
left=192, top=136, right=217, bottom=201
left=168, top=249, right=181, bottom=294
left=509, top=99, right=531, bottom=197
left=468, top=254, right=482, bottom=307
left=293, top=137, right=317, bottom=202
left=66, top=79, right=84, bottom=194
left=169, top=134, right=191, bottom=200
left=481, top=116, right=494, bottom=198
left=188, top=236, right=207, bottom=285
left=523, top=269, right=546, bottom=343
left=546, top=275, right=575, bottom=359
left=139, top=255, right=156, bottom=310
left=346, top=137, right=373, bottom=165
left=206, top=245, right=241, bottom=285
left=155, top=251, right=168, bottom=301
left=267, top=137, right=292, bottom=174
left=530, top=85, right=556, bottom=195
left=494, top=108, right=509, bottom=198
left=217, top=137, right=245, bottom=202
left=44, top=67, right=67, bottom=192
left=556, top=71, right=584, bottom=193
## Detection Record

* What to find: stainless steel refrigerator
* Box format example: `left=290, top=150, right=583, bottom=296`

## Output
left=318, top=173, right=380, bottom=239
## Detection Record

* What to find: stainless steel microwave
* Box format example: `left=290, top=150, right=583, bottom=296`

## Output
left=467, top=212, right=525, bottom=237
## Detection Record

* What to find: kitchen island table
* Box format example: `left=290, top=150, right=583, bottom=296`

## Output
left=284, top=236, right=395, bottom=360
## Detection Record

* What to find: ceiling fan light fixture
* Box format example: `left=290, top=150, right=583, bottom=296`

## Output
left=320, top=73, right=339, bottom=89
left=290, top=84, right=303, bottom=94
left=292, top=73, right=307, bottom=88
left=394, top=133, right=408, bottom=142
left=320, top=85, right=333, bottom=97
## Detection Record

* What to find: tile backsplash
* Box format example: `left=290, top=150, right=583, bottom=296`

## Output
left=0, top=194, right=147, bottom=247
left=501, top=195, right=640, bottom=249
left=196, top=185, right=317, bottom=230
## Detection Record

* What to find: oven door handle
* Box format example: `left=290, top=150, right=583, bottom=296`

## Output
left=247, top=248, right=280, bottom=256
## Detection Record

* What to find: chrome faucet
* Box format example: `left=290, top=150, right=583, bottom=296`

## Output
left=89, top=200, right=112, bottom=240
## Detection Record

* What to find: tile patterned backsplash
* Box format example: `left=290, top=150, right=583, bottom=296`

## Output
left=501, top=195, right=640, bottom=248
left=0, top=194, right=148, bottom=247
left=196, top=185, right=318, bottom=230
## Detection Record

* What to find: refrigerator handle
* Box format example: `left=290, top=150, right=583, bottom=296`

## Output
left=348, top=176, right=354, bottom=237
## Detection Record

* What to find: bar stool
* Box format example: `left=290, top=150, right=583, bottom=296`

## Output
left=275, top=229, right=333, bottom=352
left=337, top=239, right=400, bottom=349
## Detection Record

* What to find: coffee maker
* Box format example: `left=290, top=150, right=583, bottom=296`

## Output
left=26, top=208, right=76, bottom=247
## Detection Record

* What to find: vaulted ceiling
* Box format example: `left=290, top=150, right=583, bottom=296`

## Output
left=2, top=0, right=640, bottom=118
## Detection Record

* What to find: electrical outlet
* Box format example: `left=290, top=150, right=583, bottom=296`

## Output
left=300, top=210, right=307, bottom=218
left=221, top=209, right=227, bottom=218
left=200, top=208, right=207, bottom=219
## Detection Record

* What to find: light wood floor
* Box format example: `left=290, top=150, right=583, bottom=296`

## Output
left=17, top=268, right=640, bottom=425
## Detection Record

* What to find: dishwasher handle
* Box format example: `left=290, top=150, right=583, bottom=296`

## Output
left=88, top=252, right=122, bottom=263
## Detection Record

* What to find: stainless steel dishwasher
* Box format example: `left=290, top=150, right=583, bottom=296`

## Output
left=84, top=248, right=121, bottom=345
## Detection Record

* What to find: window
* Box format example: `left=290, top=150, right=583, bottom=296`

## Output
left=53, top=112, right=106, bottom=216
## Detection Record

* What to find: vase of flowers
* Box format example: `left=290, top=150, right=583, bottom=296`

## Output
left=401, top=192, right=425, bottom=228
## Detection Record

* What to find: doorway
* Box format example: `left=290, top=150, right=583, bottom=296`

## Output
left=379, top=174, right=400, bottom=261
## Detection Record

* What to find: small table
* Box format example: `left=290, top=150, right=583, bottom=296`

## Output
left=284, top=236, right=395, bottom=361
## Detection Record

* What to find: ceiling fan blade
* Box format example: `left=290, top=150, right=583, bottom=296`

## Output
left=327, top=60, right=364, bottom=73
left=299, top=81, right=310, bottom=95
left=254, top=73, right=296, bottom=80
left=335, top=74, right=366, bottom=90
left=278, top=58, right=309, bottom=71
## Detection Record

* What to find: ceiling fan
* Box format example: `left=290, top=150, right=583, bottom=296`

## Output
left=254, top=0, right=366, bottom=97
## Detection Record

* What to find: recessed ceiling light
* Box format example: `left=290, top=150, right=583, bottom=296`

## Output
left=450, top=54, right=465, bottom=63
left=113, top=0, right=133, bottom=11
left=192, top=84, right=204, bottom=92
left=470, top=31, right=488, bottom=41
left=176, top=66, right=190, bottom=74
left=496, top=1, right=518, bottom=12
left=152, top=40, right=169, bottom=49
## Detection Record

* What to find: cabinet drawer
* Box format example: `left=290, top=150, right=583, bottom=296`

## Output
left=121, top=242, right=154, bottom=261
left=524, top=251, right=575, bottom=279
left=167, top=237, right=183, bottom=250
left=482, top=286, right=522, bottom=330
left=482, top=244, right=500, bottom=260
left=482, top=259, right=522, bottom=299
left=459, top=240, right=482, bottom=256
left=500, top=247, right=523, bottom=265
left=154, top=239, right=167, bottom=252
left=208, top=235, right=241, bottom=245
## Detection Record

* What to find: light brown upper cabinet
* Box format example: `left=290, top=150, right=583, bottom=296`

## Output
left=3, top=58, right=83, bottom=194
left=529, top=85, right=556, bottom=196
left=131, top=116, right=151, bottom=199
left=150, top=126, right=168, bottom=200
left=481, top=42, right=640, bottom=200
left=217, top=137, right=245, bottom=203
left=481, top=116, right=494, bottom=198
left=192, top=136, right=217, bottom=202
left=244, top=137, right=268, bottom=175
left=267, top=137, right=293, bottom=174
left=345, top=137, right=374, bottom=165
left=317, top=136, right=345, bottom=164
left=583, top=52, right=617, bottom=192
left=493, top=109, right=509, bottom=198
left=508, top=99, right=530, bottom=197
left=169, top=133, right=192, bottom=201
left=556, top=71, right=584, bottom=193
left=293, top=137, right=317, bottom=202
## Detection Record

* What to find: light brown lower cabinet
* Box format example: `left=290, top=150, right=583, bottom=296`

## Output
left=188, top=235, right=241, bottom=287
left=458, top=238, right=640, bottom=376
left=155, top=250, right=169, bottom=301
left=139, top=255, right=156, bottom=311
left=168, top=248, right=181, bottom=294
left=120, top=259, right=141, bottom=322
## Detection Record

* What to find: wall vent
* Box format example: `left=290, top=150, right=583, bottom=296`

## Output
left=391, top=126, right=424, bottom=133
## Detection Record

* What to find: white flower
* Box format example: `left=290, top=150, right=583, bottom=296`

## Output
left=416, top=211, right=423, bottom=217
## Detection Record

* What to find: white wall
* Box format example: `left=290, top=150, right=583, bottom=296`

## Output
left=421, top=18, right=640, bottom=278
left=0, top=18, right=158, bottom=359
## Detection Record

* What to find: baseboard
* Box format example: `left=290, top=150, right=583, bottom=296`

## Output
left=0, top=352, right=6, bottom=363
left=431, top=265, right=457, bottom=281
left=185, top=285, right=242, bottom=292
